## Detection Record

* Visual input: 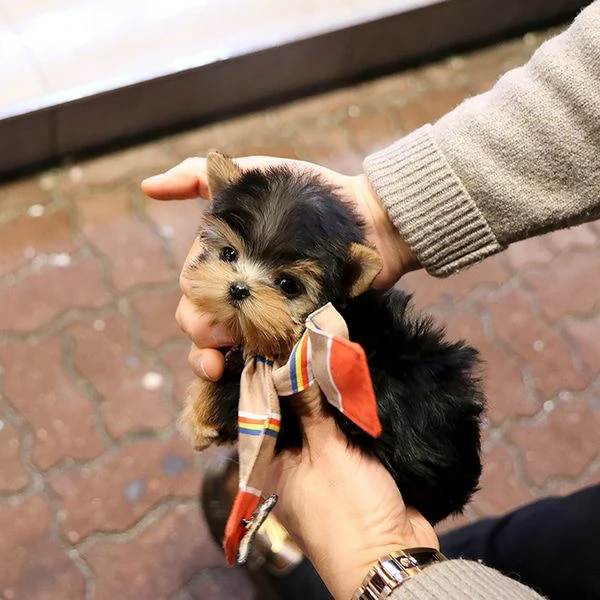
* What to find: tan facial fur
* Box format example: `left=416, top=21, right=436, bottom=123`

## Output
left=183, top=215, right=324, bottom=358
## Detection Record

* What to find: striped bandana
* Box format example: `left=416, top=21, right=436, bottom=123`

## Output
left=223, top=303, right=382, bottom=564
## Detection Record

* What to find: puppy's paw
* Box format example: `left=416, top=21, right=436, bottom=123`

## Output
left=178, top=379, right=222, bottom=450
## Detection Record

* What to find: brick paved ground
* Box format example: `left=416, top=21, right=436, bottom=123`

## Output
left=2, top=25, right=599, bottom=600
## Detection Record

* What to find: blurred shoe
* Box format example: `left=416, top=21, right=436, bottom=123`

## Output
left=201, top=447, right=332, bottom=599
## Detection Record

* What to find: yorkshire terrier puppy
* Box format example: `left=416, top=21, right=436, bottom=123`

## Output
left=180, top=152, right=484, bottom=524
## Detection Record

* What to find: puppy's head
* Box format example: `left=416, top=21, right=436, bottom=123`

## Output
left=183, top=152, right=382, bottom=357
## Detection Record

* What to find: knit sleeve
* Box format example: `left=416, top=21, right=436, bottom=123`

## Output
left=364, top=1, right=600, bottom=276
left=390, top=560, right=546, bottom=600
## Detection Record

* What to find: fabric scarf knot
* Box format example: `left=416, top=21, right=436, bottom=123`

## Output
left=223, top=302, right=382, bottom=564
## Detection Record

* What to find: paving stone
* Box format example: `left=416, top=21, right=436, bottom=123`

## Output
left=417, top=58, right=468, bottom=93
left=360, top=71, right=421, bottom=107
left=295, top=124, right=363, bottom=175
left=387, top=88, right=467, bottom=132
left=0, top=210, right=76, bottom=277
left=131, top=288, right=183, bottom=350
left=441, top=312, right=539, bottom=426
left=49, top=435, right=199, bottom=542
left=160, top=344, right=192, bottom=408
left=472, top=442, right=536, bottom=516
left=272, top=86, right=362, bottom=132
left=461, top=38, right=535, bottom=93
left=143, top=196, right=206, bottom=266
left=168, top=123, right=234, bottom=160
left=587, top=219, right=600, bottom=237
left=508, top=396, right=600, bottom=487
left=81, top=504, right=224, bottom=600
left=345, top=111, right=395, bottom=156
left=0, top=337, right=106, bottom=471
left=0, top=494, right=86, bottom=600
left=544, top=456, right=600, bottom=496
left=523, top=249, right=600, bottom=322
left=68, top=312, right=173, bottom=438
left=0, top=258, right=111, bottom=332
left=67, top=143, right=175, bottom=189
left=402, top=255, right=509, bottom=311
left=483, top=288, right=588, bottom=399
left=544, top=224, right=599, bottom=253
left=181, top=568, right=255, bottom=600
left=0, top=420, right=30, bottom=492
left=502, top=236, right=555, bottom=273
left=211, top=112, right=283, bottom=151
left=76, top=187, right=175, bottom=292
left=0, top=179, right=55, bottom=223
left=562, top=314, right=600, bottom=376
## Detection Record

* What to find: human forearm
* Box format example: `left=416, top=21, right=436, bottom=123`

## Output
left=365, top=1, right=600, bottom=276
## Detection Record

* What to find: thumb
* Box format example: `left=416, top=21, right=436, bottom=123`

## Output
left=142, top=157, right=210, bottom=200
left=142, top=155, right=322, bottom=201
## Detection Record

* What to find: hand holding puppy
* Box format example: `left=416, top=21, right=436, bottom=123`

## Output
left=143, top=155, right=417, bottom=382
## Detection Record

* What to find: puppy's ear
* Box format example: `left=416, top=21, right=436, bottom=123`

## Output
left=206, top=151, right=243, bottom=198
left=343, top=243, right=383, bottom=298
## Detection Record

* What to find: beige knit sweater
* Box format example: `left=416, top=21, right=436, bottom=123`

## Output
left=362, top=1, right=600, bottom=598
left=365, top=1, right=600, bottom=278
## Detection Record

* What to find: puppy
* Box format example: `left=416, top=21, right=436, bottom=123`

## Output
left=180, top=152, right=484, bottom=524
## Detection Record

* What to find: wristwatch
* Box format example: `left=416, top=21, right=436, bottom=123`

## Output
left=352, top=547, right=447, bottom=599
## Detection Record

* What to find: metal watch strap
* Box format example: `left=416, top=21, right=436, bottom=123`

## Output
left=352, top=548, right=447, bottom=600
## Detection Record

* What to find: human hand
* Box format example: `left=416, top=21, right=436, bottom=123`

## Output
left=265, top=392, right=438, bottom=599
left=142, top=155, right=418, bottom=381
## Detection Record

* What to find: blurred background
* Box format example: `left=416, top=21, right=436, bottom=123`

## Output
left=1, top=1, right=598, bottom=598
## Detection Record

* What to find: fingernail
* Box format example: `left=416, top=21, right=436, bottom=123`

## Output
left=142, top=173, right=167, bottom=185
left=197, top=358, right=218, bottom=382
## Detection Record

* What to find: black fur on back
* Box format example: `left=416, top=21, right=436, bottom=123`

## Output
left=338, top=289, right=484, bottom=523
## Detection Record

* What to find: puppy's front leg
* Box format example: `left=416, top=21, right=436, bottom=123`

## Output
left=179, top=377, right=240, bottom=450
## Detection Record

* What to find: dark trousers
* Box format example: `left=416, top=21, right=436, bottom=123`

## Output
left=268, top=485, right=600, bottom=600
left=440, top=484, right=600, bottom=600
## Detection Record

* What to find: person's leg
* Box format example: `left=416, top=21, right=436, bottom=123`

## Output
left=201, top=447, right=333, bottom=599
left=440, top=484, right=600, bottom=600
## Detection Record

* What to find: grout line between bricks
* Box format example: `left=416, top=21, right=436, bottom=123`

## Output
left=0, top=368, right=45, bottom=503
left=44, top=482, right=96, bottom=600
left=0, top=278, right=182, bottom=345
left=74, top=497, right=198, bottom=552
left=129, top=182, right=180, bottom=273
left=541, top=453, right=600, bottom=494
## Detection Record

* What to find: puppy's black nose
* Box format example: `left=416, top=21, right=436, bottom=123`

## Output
left=228, top=282, right=251, bottom=301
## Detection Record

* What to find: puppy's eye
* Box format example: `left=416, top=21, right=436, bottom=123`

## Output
left=276, top=276, right=301, bottom=297
left=220, top=246, right=238, bottom=262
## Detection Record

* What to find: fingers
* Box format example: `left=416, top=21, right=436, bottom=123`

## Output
left=175, top=296, right=233, bottom=348
left=188, top=345, right=226, bottom=381
left=142, top=157, right=210, bottom=200
left=141, top=155, right=322, bottom=202
left=179, top=238, right=203, bottom=297
left=176, top=295, right=233, bottom=382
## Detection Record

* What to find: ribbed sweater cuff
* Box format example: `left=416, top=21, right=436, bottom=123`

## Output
left=364, top=125, right=504, bottom=277
left=393, top=560, right=545, bottom=599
